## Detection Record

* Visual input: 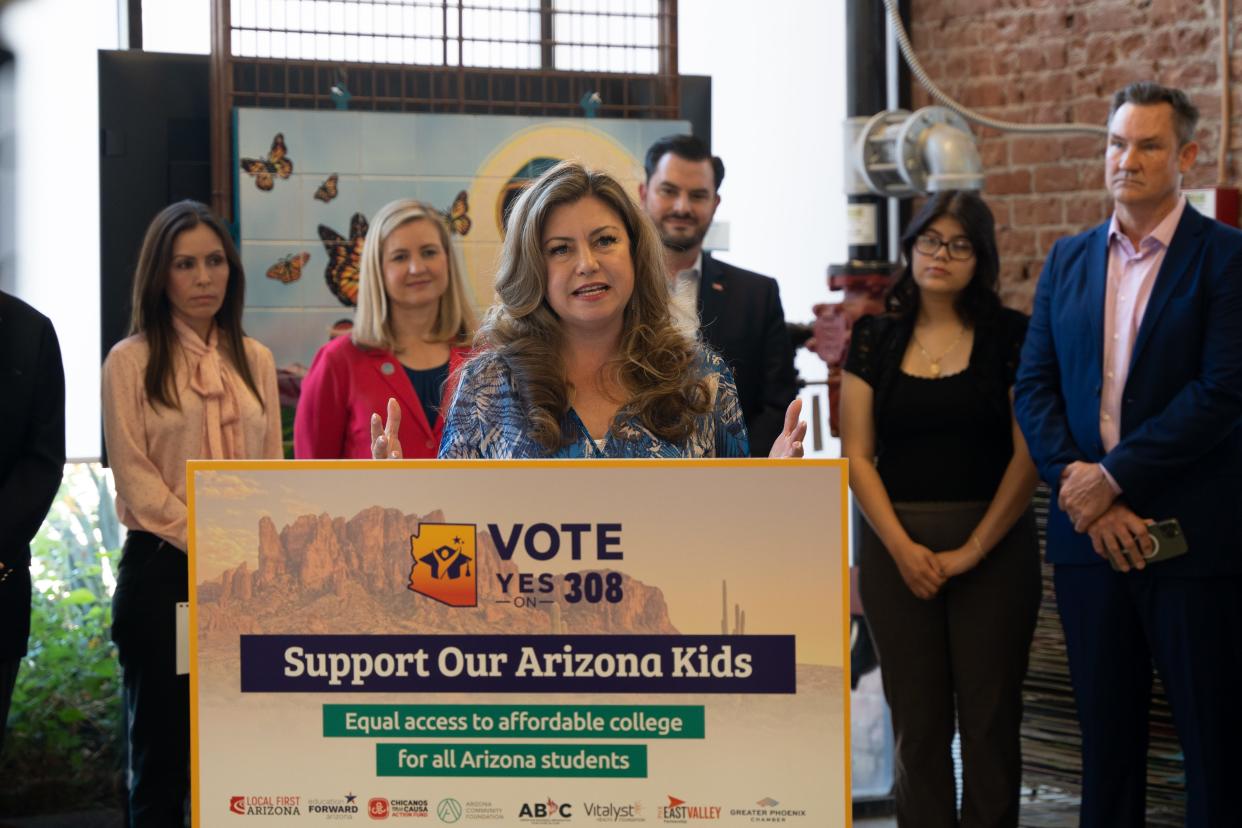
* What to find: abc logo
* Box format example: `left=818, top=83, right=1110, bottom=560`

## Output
left=520, top=802, right=573, bottom=818
left=437, top=798, right=463, bottom=823
left=368, top=798, right=389, bottom=820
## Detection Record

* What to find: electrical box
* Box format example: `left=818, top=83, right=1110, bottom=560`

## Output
left=1185, top=187, right=1240, bottom=227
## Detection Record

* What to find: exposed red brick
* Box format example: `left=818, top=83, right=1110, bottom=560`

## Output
left=1062, top=135, right=1104, bottom=160
left=997, top=227, right=1038, bottom=257
left=1035, top=164, right=1080, bottom=193
left=909, top=0, right=1228, bottom=300
left=980, top=138, right=1010, bottom=168
left=1010, top=195, right=1065, bottom=226
left=1065, top=194, right=1111, bottom=226
left=1012, top=136, right=1063, bottom=165
left=986, top=169, right=1033, bottom=195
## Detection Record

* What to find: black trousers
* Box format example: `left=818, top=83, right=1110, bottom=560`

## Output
left=0, top=655, right=18, bottom=756
left=1055, top=564, right=1242, bottom=828
left=860, top=503, right=1041, bottom=828
left=111, top=530, right=189, bottom=828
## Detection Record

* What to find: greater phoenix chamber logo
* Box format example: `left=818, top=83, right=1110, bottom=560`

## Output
left=408, top=523, right=477, bottom=607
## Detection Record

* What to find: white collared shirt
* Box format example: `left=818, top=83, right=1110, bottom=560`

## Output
left=669, top=251, right=703, bottom=335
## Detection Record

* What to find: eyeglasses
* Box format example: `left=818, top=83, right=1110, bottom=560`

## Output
left=914, top=233, right=975, bottom=261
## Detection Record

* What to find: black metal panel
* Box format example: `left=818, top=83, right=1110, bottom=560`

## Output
left=98, top=50, right=212, bottom=373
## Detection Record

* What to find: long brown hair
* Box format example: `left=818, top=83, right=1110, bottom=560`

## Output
left=128, top=200, right=263, bottom=409
left=476, top=160, right=711, bottom=450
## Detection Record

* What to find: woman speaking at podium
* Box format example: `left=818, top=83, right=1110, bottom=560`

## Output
left=370, top=161, right=805, bottom=461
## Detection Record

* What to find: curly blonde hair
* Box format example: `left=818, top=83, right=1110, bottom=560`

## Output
left=353, top=198, right=477, bottom=351
left=474, top=160, right=711, bottom=450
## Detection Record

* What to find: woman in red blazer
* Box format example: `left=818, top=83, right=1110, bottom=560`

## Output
left=295, top=199, right=476, bottom=458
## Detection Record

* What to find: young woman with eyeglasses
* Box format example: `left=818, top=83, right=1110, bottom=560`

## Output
left=839, top=191, right=1041, bottom=827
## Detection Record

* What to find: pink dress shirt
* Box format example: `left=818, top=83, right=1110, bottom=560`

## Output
left=1100, top=196, right=1187, bottom=489
left=102, top=320, right=283, bottom=551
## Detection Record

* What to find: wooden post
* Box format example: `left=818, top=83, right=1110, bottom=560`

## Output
left=209, top=0, right=232, bottom=222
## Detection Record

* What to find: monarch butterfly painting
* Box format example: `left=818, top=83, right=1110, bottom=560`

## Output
left=317, top=213, right=368, bottom=307
left=313, top=173, right=339, bottom=203
left=265, top=251, right=310, bottom=284
left=440, top=190, right=471, bottom=236
left=240, top=133, right=294, bottom=191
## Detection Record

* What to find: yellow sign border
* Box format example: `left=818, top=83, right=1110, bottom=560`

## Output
left=186, top=458, right=851, bottom=827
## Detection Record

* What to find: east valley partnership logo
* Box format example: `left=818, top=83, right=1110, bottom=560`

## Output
left=659, top=795, right=721, bottom=821
left=408, top=523, right=477, bottom=607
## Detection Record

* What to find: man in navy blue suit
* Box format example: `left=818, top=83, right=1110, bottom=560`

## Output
left=1014, top=82, right=1242, bottom=827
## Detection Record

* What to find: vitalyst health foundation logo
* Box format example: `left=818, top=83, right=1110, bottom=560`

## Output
left=408, top=523, right=477, bottom=606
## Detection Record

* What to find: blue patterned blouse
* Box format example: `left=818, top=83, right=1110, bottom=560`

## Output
left=438, top=347, right=750, bottom=459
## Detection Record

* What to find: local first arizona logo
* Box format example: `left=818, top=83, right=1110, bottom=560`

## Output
left=409, top=523, right=477, bottom=607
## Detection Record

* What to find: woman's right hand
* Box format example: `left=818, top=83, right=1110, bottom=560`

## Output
left=891, top=541, right=947, bottom=599
left=370, top=397, right=404, bottom=460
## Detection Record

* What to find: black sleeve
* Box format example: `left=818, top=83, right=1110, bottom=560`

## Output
left=844, top=314, right=880, bottom=386
left=0, top=314, right=66, bottom=566
left=1000, top=308, right=1030, bottom=388
left=745, top=278, right=800, bottom=457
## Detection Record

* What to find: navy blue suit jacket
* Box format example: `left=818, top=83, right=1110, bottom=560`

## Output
left=1014, top=205, right=1242, bottom=574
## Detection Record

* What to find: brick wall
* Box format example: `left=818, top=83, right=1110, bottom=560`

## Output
left=909, top=0, right=1233, bottom=311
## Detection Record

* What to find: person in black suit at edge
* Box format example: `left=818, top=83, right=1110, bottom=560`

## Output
left=639, top=134, right=798, bottom=456
left=0, top=289, right=66, bottom=754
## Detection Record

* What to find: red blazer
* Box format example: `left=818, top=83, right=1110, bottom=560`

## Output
left=293, top=336, right=470, bottom=459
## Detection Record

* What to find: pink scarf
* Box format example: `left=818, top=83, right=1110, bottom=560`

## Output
left=173, top=316, right=245, bottom=459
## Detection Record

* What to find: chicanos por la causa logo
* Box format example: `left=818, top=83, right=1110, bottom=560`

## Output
left=228, top=794, right=301, bottom=815
left=368, top=797, right=390, bottom=819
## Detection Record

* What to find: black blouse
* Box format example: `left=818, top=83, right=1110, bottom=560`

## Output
left=844, top=308, right=1029, bottom=502
left=404, top=362, right=450, bottom=430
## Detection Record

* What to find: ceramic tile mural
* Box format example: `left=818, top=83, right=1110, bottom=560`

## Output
left=235, top=107, right=689, bottom=374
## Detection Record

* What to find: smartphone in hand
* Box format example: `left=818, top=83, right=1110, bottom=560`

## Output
left=1109, top=518, right=1189, bottom=571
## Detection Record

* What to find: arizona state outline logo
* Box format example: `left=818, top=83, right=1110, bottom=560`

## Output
left=408, top=523, right=477, bottom=607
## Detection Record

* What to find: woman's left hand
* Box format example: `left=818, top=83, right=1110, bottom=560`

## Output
left=768, top=398, right=808, bottom=459
left=370, top=397, right=404, bottom=460
left=938, top=544, right=985, bottom=578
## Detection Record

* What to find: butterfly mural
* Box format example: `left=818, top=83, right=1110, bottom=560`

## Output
left=440, top=190, right=471, bottom=236
left=240, top=133, right=294, bottom=191
left=313, top=173, right=339, bottom=203
left=265, top=251, right=310, bottom=284
left=317, top=213, right=369, bottom=307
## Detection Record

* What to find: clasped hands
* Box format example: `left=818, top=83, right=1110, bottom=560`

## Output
left=893, top=538, right=986, bottom=600
left=1060, top=461, right=1153, bottom=573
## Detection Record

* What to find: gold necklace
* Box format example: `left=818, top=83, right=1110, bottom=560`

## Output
left=912, top=326, right=965, bottom=377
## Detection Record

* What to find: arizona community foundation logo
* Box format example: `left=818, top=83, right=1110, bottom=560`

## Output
left=409, top=523, right=477, bottom=607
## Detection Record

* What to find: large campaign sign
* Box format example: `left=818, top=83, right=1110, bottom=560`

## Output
left=188, top=460, right=848, bottom=825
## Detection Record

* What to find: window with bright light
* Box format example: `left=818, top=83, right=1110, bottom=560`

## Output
left=205, top=0, right=664, bottom=72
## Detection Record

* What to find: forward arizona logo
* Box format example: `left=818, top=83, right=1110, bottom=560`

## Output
left=408, top=523, right=477, bottom=606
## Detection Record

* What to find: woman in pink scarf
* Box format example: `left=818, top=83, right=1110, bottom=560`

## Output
left=102, top=200, right=281, bottom=827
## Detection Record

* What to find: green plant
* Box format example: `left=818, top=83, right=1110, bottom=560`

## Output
left=0, top=464, right=124, bottom=815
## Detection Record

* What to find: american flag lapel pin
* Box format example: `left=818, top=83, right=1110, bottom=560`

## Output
left=711, top=281, right=724, bottom=291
